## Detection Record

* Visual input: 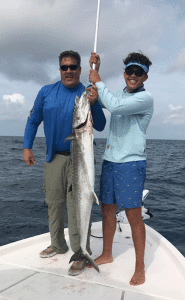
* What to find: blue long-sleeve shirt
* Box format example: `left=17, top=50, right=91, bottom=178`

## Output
left=23, top=81, right=106, bottom=162
left=95, top=81, right=154, bottom=163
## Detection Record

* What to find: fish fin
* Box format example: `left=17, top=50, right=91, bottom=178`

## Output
left=83, top=250, right=100, bottom=273
left=65, top=133, right=75, bottom=142
left=92, top=192, right=99, bottom=205
left=74, top=95, right=80, bottom=106
left=69, top=248, right=100, bottom=273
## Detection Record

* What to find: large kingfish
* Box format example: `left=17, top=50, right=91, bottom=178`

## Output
left=65, top=90, right=100, bottom=273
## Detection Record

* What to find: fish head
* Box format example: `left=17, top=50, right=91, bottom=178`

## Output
left=73, top=90, right=90, bottom=129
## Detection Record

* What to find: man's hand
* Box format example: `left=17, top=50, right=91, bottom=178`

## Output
left=89, top=69, right=101, bottom=84
left=23, top=148, right=36, bottom=166
left=87, top=84, right=99, bottom=106
left=89, top=52, right=100, bottom=71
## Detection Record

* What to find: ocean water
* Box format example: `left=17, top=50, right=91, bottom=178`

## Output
left=0, top=136, right=185, bottom=257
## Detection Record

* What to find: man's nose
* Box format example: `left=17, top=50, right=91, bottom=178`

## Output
left=130, top=72, right=137, bottom=77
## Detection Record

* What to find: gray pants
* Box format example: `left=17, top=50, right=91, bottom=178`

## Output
left=43, top=154, right=91, bottom=255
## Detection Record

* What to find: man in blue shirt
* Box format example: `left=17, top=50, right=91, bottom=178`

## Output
left=23, top=50, right=106, bottom=275
left=88, top=52, right=153, bottom=285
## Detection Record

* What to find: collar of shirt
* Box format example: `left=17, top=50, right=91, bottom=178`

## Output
left=123, top=84, right=145, bottom=94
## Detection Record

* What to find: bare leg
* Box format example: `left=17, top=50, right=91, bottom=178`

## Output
left=87, top=203, right=118, bottom=267
left=125, top=206, right=145, bottom=286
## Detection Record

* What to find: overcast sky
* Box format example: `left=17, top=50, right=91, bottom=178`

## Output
left=0, top=0, right=185, bottom=140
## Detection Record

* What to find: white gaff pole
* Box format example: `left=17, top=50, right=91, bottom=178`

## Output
left=93, top=0, right=101, bottom=70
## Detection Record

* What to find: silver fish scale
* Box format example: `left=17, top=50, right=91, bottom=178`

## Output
left=72, top=111, right=95, bottom=248
left=65, top=90, right=99, bottom=272
left=72, top=91, right=90, bottom=129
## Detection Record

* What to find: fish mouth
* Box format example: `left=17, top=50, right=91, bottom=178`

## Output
left=75, top=119, right=87, bottom=129
left=73, top=113, right=89, bottom=130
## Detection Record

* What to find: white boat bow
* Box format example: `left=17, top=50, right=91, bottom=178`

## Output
left=0, top=190, right=185, bottom=299
left=0, top=223, right=185, bottom=299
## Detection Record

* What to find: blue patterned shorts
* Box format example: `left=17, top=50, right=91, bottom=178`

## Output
left=100, top=160, right=146, bottom=209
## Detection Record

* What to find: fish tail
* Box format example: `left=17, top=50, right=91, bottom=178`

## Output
left=83, top=250, right=100, bottom=273
left=92, top=192, right=99, bottom=205
left=69, top=248, right=100, bottom=273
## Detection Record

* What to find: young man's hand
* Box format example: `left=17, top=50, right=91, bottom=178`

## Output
left=89, top=52, right=100, bottom=71
left=89, top=69, right=101, bottom=84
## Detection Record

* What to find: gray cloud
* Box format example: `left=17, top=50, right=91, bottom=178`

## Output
left=167, top=47, right=185, bottom=73
left=0, top=93, right=30, bottom=121
left=0, top=0, right=183, bottom=86
left=164, top=104, right=185, bottom=124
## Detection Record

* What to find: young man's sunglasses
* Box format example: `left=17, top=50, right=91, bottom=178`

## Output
left=60, top=65, right=78, bottom=71
left=125, top=66, right=146, bottom=77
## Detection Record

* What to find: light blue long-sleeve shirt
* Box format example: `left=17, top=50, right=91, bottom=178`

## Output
left=95, top=81, right=154, bottom=163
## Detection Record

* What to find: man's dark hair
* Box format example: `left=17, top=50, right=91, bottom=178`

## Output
left=59, top=50, right=81, bottom=67
left=123, top=51, right=152, bottom=69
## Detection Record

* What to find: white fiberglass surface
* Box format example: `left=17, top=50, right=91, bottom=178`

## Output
left=0, top=223, right=185, bottom=300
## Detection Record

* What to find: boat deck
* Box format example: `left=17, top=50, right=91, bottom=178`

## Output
left=0, top=222, right=185, bottom=300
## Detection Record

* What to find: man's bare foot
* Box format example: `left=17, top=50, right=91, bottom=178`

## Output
left=130, top=269, right=145, bottom=286
left=87, top=254, right=113, bottom=268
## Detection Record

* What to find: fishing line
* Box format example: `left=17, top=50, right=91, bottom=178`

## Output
left=91, top=234, right=103, bottom=239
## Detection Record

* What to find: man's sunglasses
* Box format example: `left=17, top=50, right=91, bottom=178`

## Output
left=60, top=65, right=78, bottom=71
left=125, top=67, right=146, bottom=77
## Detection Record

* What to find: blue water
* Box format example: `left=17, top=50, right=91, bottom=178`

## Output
left=0, top=137, right=184, bottom=256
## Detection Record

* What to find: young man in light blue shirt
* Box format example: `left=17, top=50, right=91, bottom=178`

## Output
left=88, top=52, right=153, bottom=286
